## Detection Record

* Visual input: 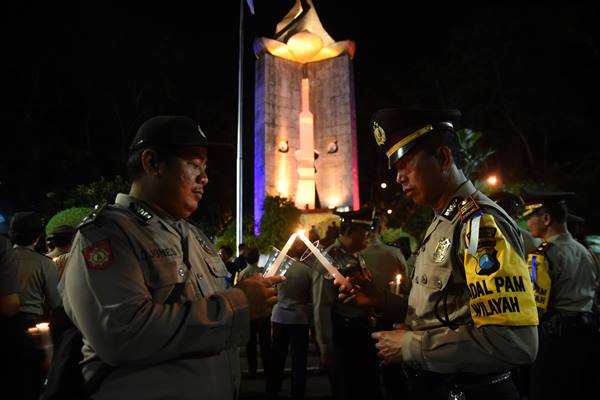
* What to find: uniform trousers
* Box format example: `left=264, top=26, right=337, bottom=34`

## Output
left=267, top=322, right=309, bottom=399
left=331, top=312, right=383, bottom=400
left=529, top=313, right=598, bottom=400
left=246, top=316, right=271, bottom=376
left=403, top=367, right=519, bottom=400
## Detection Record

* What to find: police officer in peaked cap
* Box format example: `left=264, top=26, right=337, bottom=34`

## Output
left=60, top=115, right=284, bottom=399
left=311, top=207, right=384, bottom=400
left=520, top=187, right=600, bottom=400
left=489, top=191, right=542, bottom=255
left=338, top=107, right=539, bottom=400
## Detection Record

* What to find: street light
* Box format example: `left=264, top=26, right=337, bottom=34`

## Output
left=380, top=182, right=387, bottom=189
left=486, top=175, right=499, bottom=186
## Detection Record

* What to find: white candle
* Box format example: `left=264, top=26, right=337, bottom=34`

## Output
left=264, top=233, right=297, bottom=277
left=395, top=274, right=402, bottom=295
left=297, top=231, right=351, bottom=289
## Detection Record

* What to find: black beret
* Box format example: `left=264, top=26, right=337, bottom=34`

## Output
left=370, top=107, right=462, bottom=168
left=130, top=115, right=232, bottom=154
left=520, top=187, right=575, bottom=217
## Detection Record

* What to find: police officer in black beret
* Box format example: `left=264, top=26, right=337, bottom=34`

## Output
left=338, top=107, right=539, bottom=400
left=60, top=115, right=284, bottom=399
left=521, top=188, right=600, bottom=400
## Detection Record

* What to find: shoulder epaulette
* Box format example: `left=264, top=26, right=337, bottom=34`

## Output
left=534, top=241, right=552, bottom=255
left=442, top=197, right=461, bottom=221
left=459, top=195, right=482, bottom=223
left=76, top=203, right=109, bottom=230
left=129, top=202, right=153, bottom=224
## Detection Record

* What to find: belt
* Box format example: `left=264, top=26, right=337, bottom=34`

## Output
left=403, top=367, right=512, bottom=389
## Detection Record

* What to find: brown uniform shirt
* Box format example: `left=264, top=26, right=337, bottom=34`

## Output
left=60, top=194, right=250, bottom=399
left=399, top=180, right=538, bottom=374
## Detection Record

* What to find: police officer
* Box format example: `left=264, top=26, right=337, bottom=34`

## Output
left=340, top=108, right=539, bottom=400
left=60, top=115, right=284, bottom=399
left=489, top=191, right=542, bottom=255
left=520, top=188, right=600, bottom=400
left=311, top=209, right=382, bottom=400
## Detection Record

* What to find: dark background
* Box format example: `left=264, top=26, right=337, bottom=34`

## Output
left=1, top=1, right=599, bottom=235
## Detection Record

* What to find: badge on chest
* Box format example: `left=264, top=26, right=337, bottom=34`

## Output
left=433, top=237, right=451, bottom=263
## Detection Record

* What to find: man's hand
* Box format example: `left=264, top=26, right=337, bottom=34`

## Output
left=371, top=325, right=411, bottom=365
left=334, top=275, right=385, bottom=310
left=237, top=275, right=285, bottom=319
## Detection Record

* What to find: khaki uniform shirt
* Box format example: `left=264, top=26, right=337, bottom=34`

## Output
left=399, top=181, right=538, bottom=374
left=15, top=246, right=62, bottom=317
left=60, top=194, right=250, bottom=400
left=542, top=232, right=600, bottom=314
left=361, top=238, right=410, bottom=296
left=312, top=239, right=369, bottom=355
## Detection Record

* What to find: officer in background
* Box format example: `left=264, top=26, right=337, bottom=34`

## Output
left=340, top=108, right=539, bottom=400
left=521, top=188, right=600, bottom=400
left=60, top=115, right=284, bottom=399
left=312, top=209, right=382, bottom=400
left=489, top=191, right=541, bottom=255
left=359, top=212, right=410, bottom=399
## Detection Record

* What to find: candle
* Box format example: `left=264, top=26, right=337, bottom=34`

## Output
left=264, top=232, right=297, bottom=277
left=297, top=231, right=351, bottom=289
left=395, top=274, right=402, bottom=295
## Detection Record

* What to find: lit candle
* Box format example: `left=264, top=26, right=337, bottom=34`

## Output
left=297, top=231, right=351, bottom=289
left=395, top=274, right=402, bottom=295
left=264, top=232, right=297, bottom=277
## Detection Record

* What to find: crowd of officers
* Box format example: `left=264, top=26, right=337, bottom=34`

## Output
left=1, top=110, right=599, bottom=400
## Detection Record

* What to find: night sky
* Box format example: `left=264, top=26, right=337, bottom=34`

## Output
left=1, top=2, right=599, bottom=234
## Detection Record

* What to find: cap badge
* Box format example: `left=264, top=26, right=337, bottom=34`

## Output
left=373, top=122, right=386, bottom=146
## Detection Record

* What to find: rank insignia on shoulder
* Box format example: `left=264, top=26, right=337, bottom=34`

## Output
left=83, top=240, right=113, bottom=270
left=130, top=202, right=153, bottom=224
left=534, top=241, right=552, bottom=255
left=442, top=197, right=461, bottom=221
left=459, top=195, right=482, bottom=223
left=77, top=203, right=108, bottom=230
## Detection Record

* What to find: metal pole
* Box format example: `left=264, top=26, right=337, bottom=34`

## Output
left=236, top=0, right=244, bottom=256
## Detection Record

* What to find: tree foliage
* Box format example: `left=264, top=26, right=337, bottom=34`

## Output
left=45, top=207, right=92, bottom=235
left=216, top=196, right=302, bottom=253
left=47, top=175, right=130, bottom=210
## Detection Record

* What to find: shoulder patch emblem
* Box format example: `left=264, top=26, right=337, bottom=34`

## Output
left=433, top=237, right=452, bottom=263
left=459, top=195, right=482, bottom=223
left=83, top=240, right=113, bottom=270
left=442, top=197, right=461, bottom=220
left=476, top=249, right=500, bottom=275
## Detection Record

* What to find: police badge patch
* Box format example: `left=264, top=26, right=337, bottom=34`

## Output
left=83, top=240, right=113, bottom=270
left=433, top=237, right=452, bottom=263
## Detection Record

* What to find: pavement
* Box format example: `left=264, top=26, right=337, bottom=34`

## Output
left=238, top=340, right=333, bottom=399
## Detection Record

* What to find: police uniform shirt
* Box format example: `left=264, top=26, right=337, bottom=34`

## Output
left=399, top=180, right=539, bottom=374
left=540, top=232, right=599, bottom=314
left=271, top=259, right=312, bottom=325
left=360, top=238, right=410, bottom=296
left=60, top=193, right=250, bottom=400
left=312, top=238, right=369, bottom=355
left=14, top=245, right=62, bottom=317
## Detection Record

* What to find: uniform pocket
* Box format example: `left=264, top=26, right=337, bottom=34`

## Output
left=204, top=255, right=228, bottom=278
left=146, top=260, right=188, bottom=303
